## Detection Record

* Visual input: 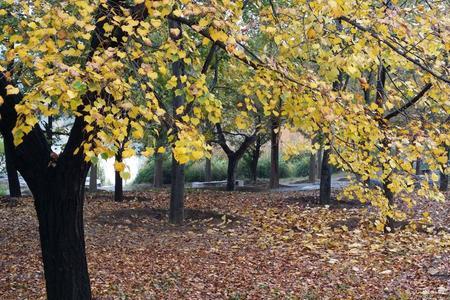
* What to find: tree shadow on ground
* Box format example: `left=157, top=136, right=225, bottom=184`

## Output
left=94, top=207, right=244, bottom=233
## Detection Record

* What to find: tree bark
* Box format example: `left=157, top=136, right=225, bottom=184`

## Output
left=4, top=136, right=21, bottom=197
left=308, top=153, right=317, bottom=183
left=319, top=148, right=332, bottom=204
left=170, top=154, right=185, bottom=224
left=35, top=162, right=91, bottom=300
left=226, top=156, right=238, bottom=191
left=269, top=118, right=280, bottom=189
left=169, top=18, right=186, bottom=224
left=317, top=148, right=323, bottom=179
left=114, top=155, right=123, bottom=202
left=249, top=139, right=261, bottom=183
left=89, top=163, right=97, bottom=192
left=0, top=78, right=92, bottom=299
left=415, top=158, right=422, bottom=175
left=153, top=152, right=164, bottom=188
left=205, top=158, right=212, bottom=182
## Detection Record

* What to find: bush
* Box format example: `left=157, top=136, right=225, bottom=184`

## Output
left=238, top=155, right=293, bottom=179
left=134, top=152, right=313, bottom=185
left=134, top=156, right=229, bottom=184
left=290, top=154, right=310, bottom=177
left=134, top=155, right=172, bottom=184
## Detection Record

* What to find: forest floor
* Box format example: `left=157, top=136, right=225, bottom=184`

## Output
left=1, top=189, right=449, bottom=299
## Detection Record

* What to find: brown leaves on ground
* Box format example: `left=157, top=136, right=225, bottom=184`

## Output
left=1, top=190, right=449, bottom=299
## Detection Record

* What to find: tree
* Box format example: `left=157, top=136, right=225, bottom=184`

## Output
left=89, top=162, right=98, bottom=193
left=4, top=135, right=21, bottom=197
left=216, top=124, right=257, bottom=191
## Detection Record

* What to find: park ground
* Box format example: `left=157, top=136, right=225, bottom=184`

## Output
left=1, top=189, right=450, bottom=299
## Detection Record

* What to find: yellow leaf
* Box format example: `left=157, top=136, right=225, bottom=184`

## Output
left=157, top=146, right=165, bottom=154
left=150, top=19, right=161, bottom=28
left=103, top=23, right=114, bottom=32
left=6, top=85, right=19, bottom=95
left=142, top=147, right=155, bottom=157
left=114, top=161, right=125, bottom=172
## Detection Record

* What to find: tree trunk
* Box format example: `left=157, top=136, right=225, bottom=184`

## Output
left=170, top=154, right=185, bottom=224
left=226, top=156, right=238, bottom=191
left=46, top=115, right=53, bottom=146
left=440, top=172, right=449, bottom=192
left=250, top=147, right=260, bottom=183
left=4, top=136, right=21, bottom=197
left=114, top=154, right=123, bottom=202
left=269, top=119, right=280, bottom=189
left=317, top=148, right=323, bottom=179
left=89, top=163, right=97, bottom=192
left=383, top=177, right=395, bottom=232
left=205, top=158, right=212, bottom=182
left=308, top=153, right=317, bottom=183
left=319, top=148, right=332, bottom=204
left=415, top=158, right=422, bottom=175
left=35, top=165, right=91, bottom=300
left=153, top=152, right=163, bottom=188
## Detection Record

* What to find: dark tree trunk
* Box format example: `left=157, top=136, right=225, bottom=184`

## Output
left=205, top=158, right=212, bottom=182
left=35, top=162, right=91, bottom=300
left=415, top=158, right=422, bottom=175
left=319, top=148, right=332, bottom=204
left=4, top=136, right=21, bottom=197
left=169, top=18, right=186, bottom=224
left=170, top=154, right=185, bottom=224
left=89, top=163, right=97, bottom=192
left=114, top=155, right=123, bottom=202
left=383, top=177, right=395, bottom=231
left=226, top=156, right=238, bottom=191
left=0, top=89, right=92, bottom=300
left=46, top=115, right=53, bottom=146
left=317, top=148, right=323, bottom=179
left=308, top=153, right=317, bottom=183
left=269, top=118, right=280, bottom=189
left=440, top=172, right=449, bottom=192
left=249, top=143, right=261, bottom=183
left=153, top=152, right=164, bottom=188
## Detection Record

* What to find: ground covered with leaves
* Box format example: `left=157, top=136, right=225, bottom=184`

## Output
left=1, top=189, right=449, bottom=299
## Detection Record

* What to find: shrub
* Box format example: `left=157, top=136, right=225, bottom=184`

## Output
left=134, top=156, right=229, bottom=184
left=289, top=154, right=310, bottom=177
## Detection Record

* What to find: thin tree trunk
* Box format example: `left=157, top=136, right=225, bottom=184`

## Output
left=319, top=148, right=332, bottom=204
left=415, top=158, right=421, bottom=175
left=4, top=136, right=21, bottom=197
left=153, top=152, right=163, bottom=188
left=270, top=119, right=280, bottom=189
left=308, top=153, right=317, bottom=183
left=170, top=154, right=185, bottom=224
left=114, top=154, right=123, bottom=202
left=89, top=163, right=97, bottom=192
left=250, top=146, right=260, bottom=183
left=169, top=18, right=186, bottom=224
left=46, top=115, right=53, bottom=146
left=440, top=172, right=449, bottom=192
left=226, top=156, right=238, bottom=191
left=205, top=158, right=212, bottom=182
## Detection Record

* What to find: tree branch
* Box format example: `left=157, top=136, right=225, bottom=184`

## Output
left=339, top=16, right=450, bottom=85
left=384, top=83, right=432, bottom=120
